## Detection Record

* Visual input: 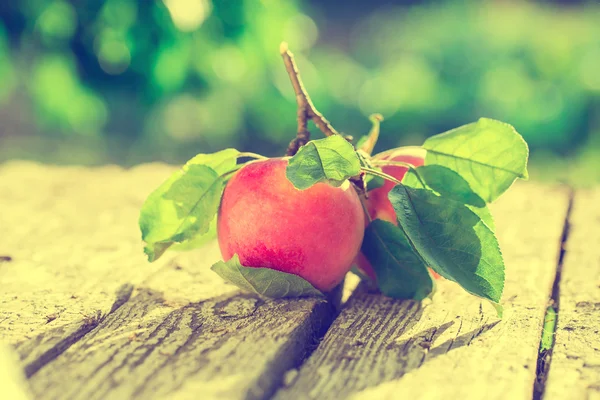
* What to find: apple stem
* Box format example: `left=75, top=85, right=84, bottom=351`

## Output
left=361, top=167, right=403, bottom=185
left=359, top=114, right=384, bottom=155
left=280, top=41, right=343, bottom=155
left=237, top=152, right=268, bottom=160
left=361, top=166, right=427, bottom=188
left=220, top=166, right=243, bottom=181
left=370, top=160, right=427, bottom=187
left=371, top=160, right=416, bottom=169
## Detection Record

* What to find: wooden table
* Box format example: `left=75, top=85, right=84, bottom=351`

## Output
left=0, top=162, right=598, bottom=400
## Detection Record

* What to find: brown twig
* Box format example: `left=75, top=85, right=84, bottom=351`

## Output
left=280, top=42, right=340, bottom=156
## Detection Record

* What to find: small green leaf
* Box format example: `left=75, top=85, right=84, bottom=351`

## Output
left=403, top=165, right=495, bottom=230
left=185, top=148, right=240, bottom=174
left=539, top=306, right=557, bottom=352
left=211, top=254, right=324, bottom=298
left=139, top=149, right=239, bottom=262
left=362, top=219, right=434, bottom=300
left=389, top=185, right=505, bottom=306
left=286, top=135, right=361, bottom=190
left=423, top=118, right=529, bottom=203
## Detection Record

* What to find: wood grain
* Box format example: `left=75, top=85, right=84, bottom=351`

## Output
left=28, top=287, right=334, bottom=400
left=0, top=162, right=336, bottom=399
left=544, top=189, right=600, bottom=400
left=275, top=183, right=570, bottom=400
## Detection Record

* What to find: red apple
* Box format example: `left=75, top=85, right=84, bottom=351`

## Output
left=357, top=147, right=441, bottom=281
left=217, top=158, right=365, bottom=292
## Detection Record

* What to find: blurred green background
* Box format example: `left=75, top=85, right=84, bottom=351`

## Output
left=1, top=0, right=599, bottom=186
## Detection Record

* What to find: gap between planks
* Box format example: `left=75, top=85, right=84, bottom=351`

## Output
left=533, top=189, right=574, bottom=400
left=543, top=188, right=600, bottom=400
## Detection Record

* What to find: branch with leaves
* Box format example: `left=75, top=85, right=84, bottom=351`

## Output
left=138, top=43, right=530, bottom=319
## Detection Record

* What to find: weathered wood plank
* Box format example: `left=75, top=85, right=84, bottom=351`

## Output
left=545, top=189, right=600, bottom=400
left=28, top=286, right=334, bottom=400
left=0, top=162, right=175, bottom=374
left=0, top=344, right=33, bottom=400
left=0, top=162, right=337, bottom=399
left=275, top=183, right=570, bottom=400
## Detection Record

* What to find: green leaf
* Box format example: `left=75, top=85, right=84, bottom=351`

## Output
left=467, top=205, right=496, bottom=232
left=362, top=219, right=434, bottom=300
left=286, top=135, right=361, bottom=190
left=403, top=165, right=485, bottom=207
left=140, top=165, right=224, bottom=261
left=185, top=148, right=239, bottom=174
left=366, top=174, right=385, bottom=191
left=211, top=254, right=324, bottom=298
left=170, top=217, right=217, bottom=251
left=139, top=149, right=239, bottom=262
left=403, top=165, right=495, bottom=230
left=388, top=185, right=505, bottom=306
left=423, top=118, right=529, bottom=203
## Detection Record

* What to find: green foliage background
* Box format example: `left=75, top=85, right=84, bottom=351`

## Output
left=1, top=0, right=599, bottom=186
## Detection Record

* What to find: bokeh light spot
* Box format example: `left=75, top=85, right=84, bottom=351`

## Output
left=36, top=1, right=77, bottom=41
left=31, top=56, right=107, bottom=134
left=163, top=0, right=212, bottom=32
left=211, top=45, right=246, bottom=83
left=163, top=95, right=204, bottom=140
left=97, top=36, right=131, bottom=75
left=283, top=14, right=319, bottom=51
left=153, top=41, right=191, bottom=92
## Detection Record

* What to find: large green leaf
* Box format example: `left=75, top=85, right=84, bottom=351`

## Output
left=423, top=118, right=528, bottom=203
left=362, top=219, right=434, bottom=300
left=211, top=254, right=324, bottom=298
left=466, top=205, right=495, bottom=232
left=286, top=135, right=361, bottom=190
left=139, top=149, right=239, bottom=262
left=388, top=185, right=505, bottom=307
left=403, top=165, right=485, bottom=207
left=402, top=165, right=495, bottom=230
